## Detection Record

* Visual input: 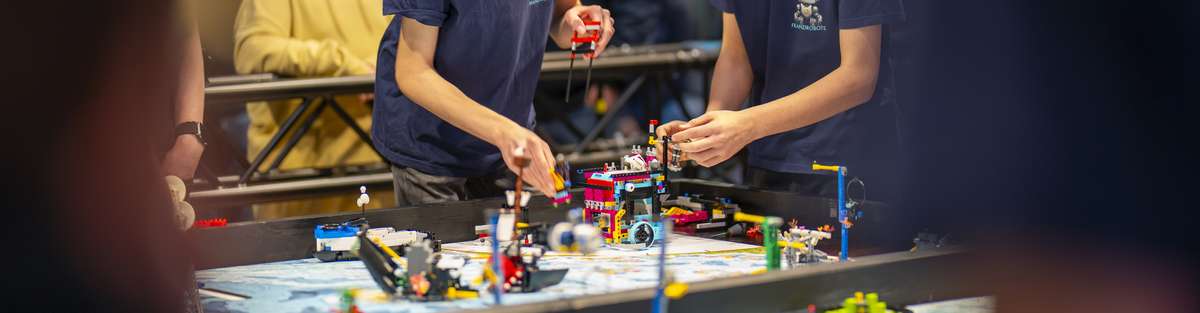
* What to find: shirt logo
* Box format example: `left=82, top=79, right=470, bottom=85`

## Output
left=792, top=0, right=827, bottom=31
left=528, top=0, right=546, bottom=5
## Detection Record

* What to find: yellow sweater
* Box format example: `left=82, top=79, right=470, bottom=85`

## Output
left=234, top=0, right=395, bottom=219
left=234, top=0, right=390, bottom=171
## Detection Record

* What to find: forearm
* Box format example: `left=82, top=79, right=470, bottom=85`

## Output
left=742, top=65, right=877, bottom=140
left=235, top=36, right=371, bottom=76
left=707, top=51, right=752, bottom=112
left=707, top=13, right=752, bottom=112
left=175, top=30, right=205, bottom=124
left=395, top=65, right=520, bottom=146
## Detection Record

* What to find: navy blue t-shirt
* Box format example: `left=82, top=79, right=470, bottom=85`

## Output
left=711, top=0, right=905, bottom=174
left=374, top=0, right=553, bottom=177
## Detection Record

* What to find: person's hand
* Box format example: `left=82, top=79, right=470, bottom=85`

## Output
left=555, top=5, right=615, bottom=57
left=493, top=125, right=557, bottom=198
left=654, top=120, right=691, bottom=162
left=671, top=110, right=759, bottom=167
left=161, top=135, right=205, bottom=180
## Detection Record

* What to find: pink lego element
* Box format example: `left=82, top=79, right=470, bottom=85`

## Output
left=667, top=210, right=709, bottom=226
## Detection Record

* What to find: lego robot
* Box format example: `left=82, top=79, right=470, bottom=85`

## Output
left=356, top=233, right=476, bottom=301
left=314, top=186, right=441, bottom=262
left=579, top=121, right=678, bottom=249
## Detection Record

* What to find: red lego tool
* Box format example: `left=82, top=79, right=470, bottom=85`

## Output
left=564, top=19, right=603, bottom=105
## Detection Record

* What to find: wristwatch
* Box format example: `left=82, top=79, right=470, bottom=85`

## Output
left=173, top=121, right=207, bottom=146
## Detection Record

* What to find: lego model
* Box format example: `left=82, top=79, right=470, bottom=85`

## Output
left=315, top=186, right=441, bottom=262
left=480, top=243, right=569, bottom=293
left=551, top=155, right=573, bottom=206
left=735, top=213, right=835, bottom=270
left=661, top=194, right=740, bottom=230
left=580, top=120, right=679, bottom=249
left=733, top=212, right=784, bottom=271
left=823, top=292, right=903, bottom=313
left=357, top=232, right=477, bottom=301
left=781, top=223, right=834, bottom=267
left=315, top=223, right=440, bottom=262
left=193, top=218, right=227, bottom=229
left=564, top=19, right=602, bottom=105
left=546, top=208, right=603, bottom=254
left=811, top=162, right=853, bottom=261
left=475, top=209, right=570, bottom=305
left=473, top=151, right=575, bottom=249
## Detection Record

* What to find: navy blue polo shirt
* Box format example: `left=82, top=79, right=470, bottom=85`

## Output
left=374, top=0, right=553, bottom=177
left=711, top=0, right=905, bottom=174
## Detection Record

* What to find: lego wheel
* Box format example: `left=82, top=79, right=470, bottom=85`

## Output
left=632, top=223, right=654, bottom=247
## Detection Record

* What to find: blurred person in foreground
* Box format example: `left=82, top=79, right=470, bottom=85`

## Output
left=2, top=0, right=198, bottom=311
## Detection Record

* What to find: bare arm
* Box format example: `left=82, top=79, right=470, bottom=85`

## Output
left=175, top=29, right=205, bottom=126
left=740, top=25, right=882, bottom=140
left=708, top=13, right=753, bottom=112
left=672, top=24, right=884, bottom=167
left=393, top=18, right=557, bottom=196
left=655, top=13, right=750, bottom=144
left=161, top=28, right=206, bottom=180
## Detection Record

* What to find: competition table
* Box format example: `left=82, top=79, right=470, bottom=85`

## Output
left=191, top=180, right=983, bottom=313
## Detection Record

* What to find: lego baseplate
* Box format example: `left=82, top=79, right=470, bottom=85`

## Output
left=441, top=233, right=760, bottom=257
left=196, top=250, right=768, bottom=313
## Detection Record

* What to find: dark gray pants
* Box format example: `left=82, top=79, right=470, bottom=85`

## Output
left=390, top=165, right=512, bottom=207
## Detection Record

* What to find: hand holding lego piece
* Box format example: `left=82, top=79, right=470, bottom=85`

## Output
left=672, top=110, right=760, bottom=167
left=554, top=5, right=614, bottom=57
left=495, top=128, right=557, bottom=197
left=652, top=120, right=690, bottom=171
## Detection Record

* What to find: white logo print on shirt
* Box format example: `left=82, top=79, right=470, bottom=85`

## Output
left=792, top=0, right=827, bottom=31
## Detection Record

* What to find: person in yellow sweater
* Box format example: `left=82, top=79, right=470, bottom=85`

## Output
left=234, top=0, right=393, bottom=219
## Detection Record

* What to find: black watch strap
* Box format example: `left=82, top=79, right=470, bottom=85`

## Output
left=173, top=121, right=207, bottom=146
